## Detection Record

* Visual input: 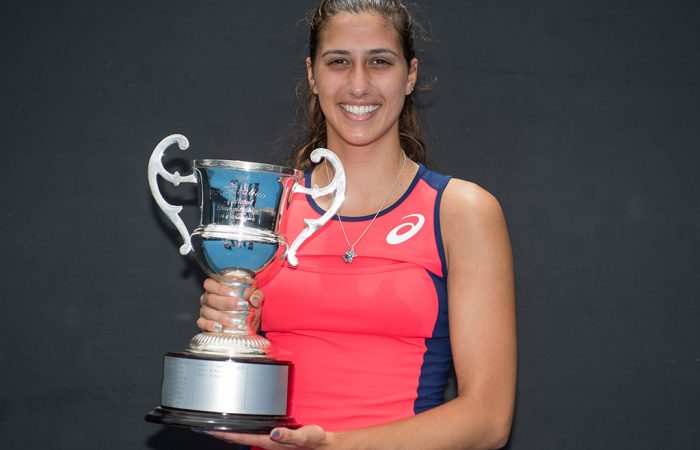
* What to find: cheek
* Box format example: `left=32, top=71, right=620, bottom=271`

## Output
left=378, top=76, right=408, bottom=97
left=315, top=77, right=335, bottom=98
left=383, top=85, right=408, bottom=109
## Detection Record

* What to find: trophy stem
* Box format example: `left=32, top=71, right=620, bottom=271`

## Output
left=219, top=279, right=260, bottom=335
left=186, top=279, right=272, bottom=357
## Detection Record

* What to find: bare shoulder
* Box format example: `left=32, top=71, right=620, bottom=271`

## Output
left=441, top=178, right=506, bottom=228
left=440, top=178, right=510, bottom=264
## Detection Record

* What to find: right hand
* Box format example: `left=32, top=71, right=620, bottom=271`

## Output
left=197, top=278, right=264, bottom=333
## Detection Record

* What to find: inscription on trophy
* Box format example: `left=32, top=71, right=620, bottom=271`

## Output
left=209, top=180, right=276, bottom=231
left=162, top=356, right=194, bottom=407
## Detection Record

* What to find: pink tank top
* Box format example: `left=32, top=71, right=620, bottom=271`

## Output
left=260, top=164, right=452, bottom=431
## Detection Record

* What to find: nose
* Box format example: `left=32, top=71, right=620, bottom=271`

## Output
left=347, top=66, right=371, bottom=97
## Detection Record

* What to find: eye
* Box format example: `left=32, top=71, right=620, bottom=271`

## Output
left=371, top=58, right=391, bottom=65
left=327, top=58, right=348, bottom=66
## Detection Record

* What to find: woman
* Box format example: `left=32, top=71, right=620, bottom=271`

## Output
left=198, top=1, right=516, bottom=448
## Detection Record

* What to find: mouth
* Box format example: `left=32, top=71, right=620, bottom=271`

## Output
left=340, top=104, right=381, bottom=116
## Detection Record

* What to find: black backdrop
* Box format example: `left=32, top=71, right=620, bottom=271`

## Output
left=1, top=1, right=698, bottom=449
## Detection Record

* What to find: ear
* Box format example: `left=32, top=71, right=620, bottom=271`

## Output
left=406, top=58, right=418, bottom=95
left=306, top=57, right=318, bottom=95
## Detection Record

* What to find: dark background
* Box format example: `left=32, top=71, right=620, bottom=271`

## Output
left=1, top=1, right=698, bottom=449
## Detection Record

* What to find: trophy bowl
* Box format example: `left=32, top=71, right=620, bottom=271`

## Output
left=144, top=134, right=345, bottom=432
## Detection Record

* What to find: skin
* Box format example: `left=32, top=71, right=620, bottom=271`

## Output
left=199, top=11, right=516, bottom=450
left=306, top=10, right=418, bottom=216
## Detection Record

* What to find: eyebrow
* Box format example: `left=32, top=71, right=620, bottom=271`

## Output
left=320, top=48, right=400, bottom=58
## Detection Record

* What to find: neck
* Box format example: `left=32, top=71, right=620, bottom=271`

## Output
left=313, top=140, right=416, bottom=217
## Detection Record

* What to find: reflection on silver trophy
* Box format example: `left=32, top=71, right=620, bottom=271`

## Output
left=144, top=134, right=345, bottom=432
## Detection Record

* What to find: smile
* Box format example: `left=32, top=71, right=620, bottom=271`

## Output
left=341, top=104, right=380, bottom=115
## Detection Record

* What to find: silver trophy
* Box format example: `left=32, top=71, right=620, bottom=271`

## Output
left=144, top=134, right=345, bottom=432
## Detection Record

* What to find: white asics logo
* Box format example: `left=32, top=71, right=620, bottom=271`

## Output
left=386, top=214, right=425, bottom=245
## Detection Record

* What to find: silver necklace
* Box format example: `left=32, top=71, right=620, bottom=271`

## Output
left=324, top=152, right=407, bottom=263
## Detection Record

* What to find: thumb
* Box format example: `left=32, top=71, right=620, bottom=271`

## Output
left=250, top=307, right=262, bottom=333
left=248, top=289, right=264, bottom=308
left=247, top=289, right=263, bottom=332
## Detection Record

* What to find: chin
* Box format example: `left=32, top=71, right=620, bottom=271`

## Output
left=330, top=128, right=395, bottom=149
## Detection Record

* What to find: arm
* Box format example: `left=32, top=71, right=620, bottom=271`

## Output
left=209, top=179, right=517, bottom=450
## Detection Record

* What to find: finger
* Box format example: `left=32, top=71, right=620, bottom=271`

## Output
left=270, top=425, right=328, bottom=447
left=248, top=305, right=262, bottom=333
left=196, top=317, right=223, bottom=333
left=200, top=304, right=236, bottom=322
left=203, top=278, right=245, bottom=298
left=206, top=431, right=276, bottom=447
left=249, top=288, right=264, bottom=308
left=200, top=292, right=245, bottom=312
left=200, top=304, right=251, bottom=332
left=250, top=307, right=262, bottom=333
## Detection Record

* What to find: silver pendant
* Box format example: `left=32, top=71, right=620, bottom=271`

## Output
left=343, top=248, right=357, bottom=263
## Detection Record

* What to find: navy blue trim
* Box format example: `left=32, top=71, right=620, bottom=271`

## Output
left=304, top=164, right=426, bottom=222
left=434, top=178, right=451, bottom=279
left=413, top=166, right=452, bottom=414
left=420, top=166, right=452, bottom=279
left=413, top=271, right=453, bottom=414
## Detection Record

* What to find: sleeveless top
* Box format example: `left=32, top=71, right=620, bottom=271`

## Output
left=259, top=164, right=453, bottom=431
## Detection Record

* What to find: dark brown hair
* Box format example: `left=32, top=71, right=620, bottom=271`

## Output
left=290, top=0, right=428, bottom=170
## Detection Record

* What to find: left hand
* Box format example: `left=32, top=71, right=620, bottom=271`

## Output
left=207, top=425, right=335, bottom=450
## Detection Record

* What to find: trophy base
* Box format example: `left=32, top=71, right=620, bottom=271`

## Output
left=145, top=406, right=299, bottom=433
left=146, top=352, right=297, bottom=434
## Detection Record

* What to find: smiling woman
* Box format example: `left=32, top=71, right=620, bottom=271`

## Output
left=306, top=12, right=417, bottom=156
left=293, top=0, right=426, bottom=173
left=198, top=1, right=517, bottom=449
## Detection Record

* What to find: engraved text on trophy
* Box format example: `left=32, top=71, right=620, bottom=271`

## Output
left=210, top=180, right=276, bottom=231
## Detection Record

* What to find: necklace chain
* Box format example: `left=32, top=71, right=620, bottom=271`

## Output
left=324, top=152, right=407, bottom=263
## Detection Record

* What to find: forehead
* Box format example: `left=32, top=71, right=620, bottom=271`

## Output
left=318, top=11, right=402, bottom=52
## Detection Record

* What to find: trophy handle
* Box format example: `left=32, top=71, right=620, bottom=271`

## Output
left=148, top=134, right=198, bottom=255
left=286, top=148, right=346, bottom=266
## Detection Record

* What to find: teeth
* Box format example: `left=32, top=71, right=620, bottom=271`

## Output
left=341, top=104, right=380, bottom=115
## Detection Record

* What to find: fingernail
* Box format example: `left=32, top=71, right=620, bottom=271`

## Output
left=227, top=290, right=240, bottom=298
left=270, top=429, right=281, bottom=440
left=212, top=322, right=223, bottom=332
left=190, top=427, right=205, bottom=434
left=250, top=295, right=261, bottom=307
